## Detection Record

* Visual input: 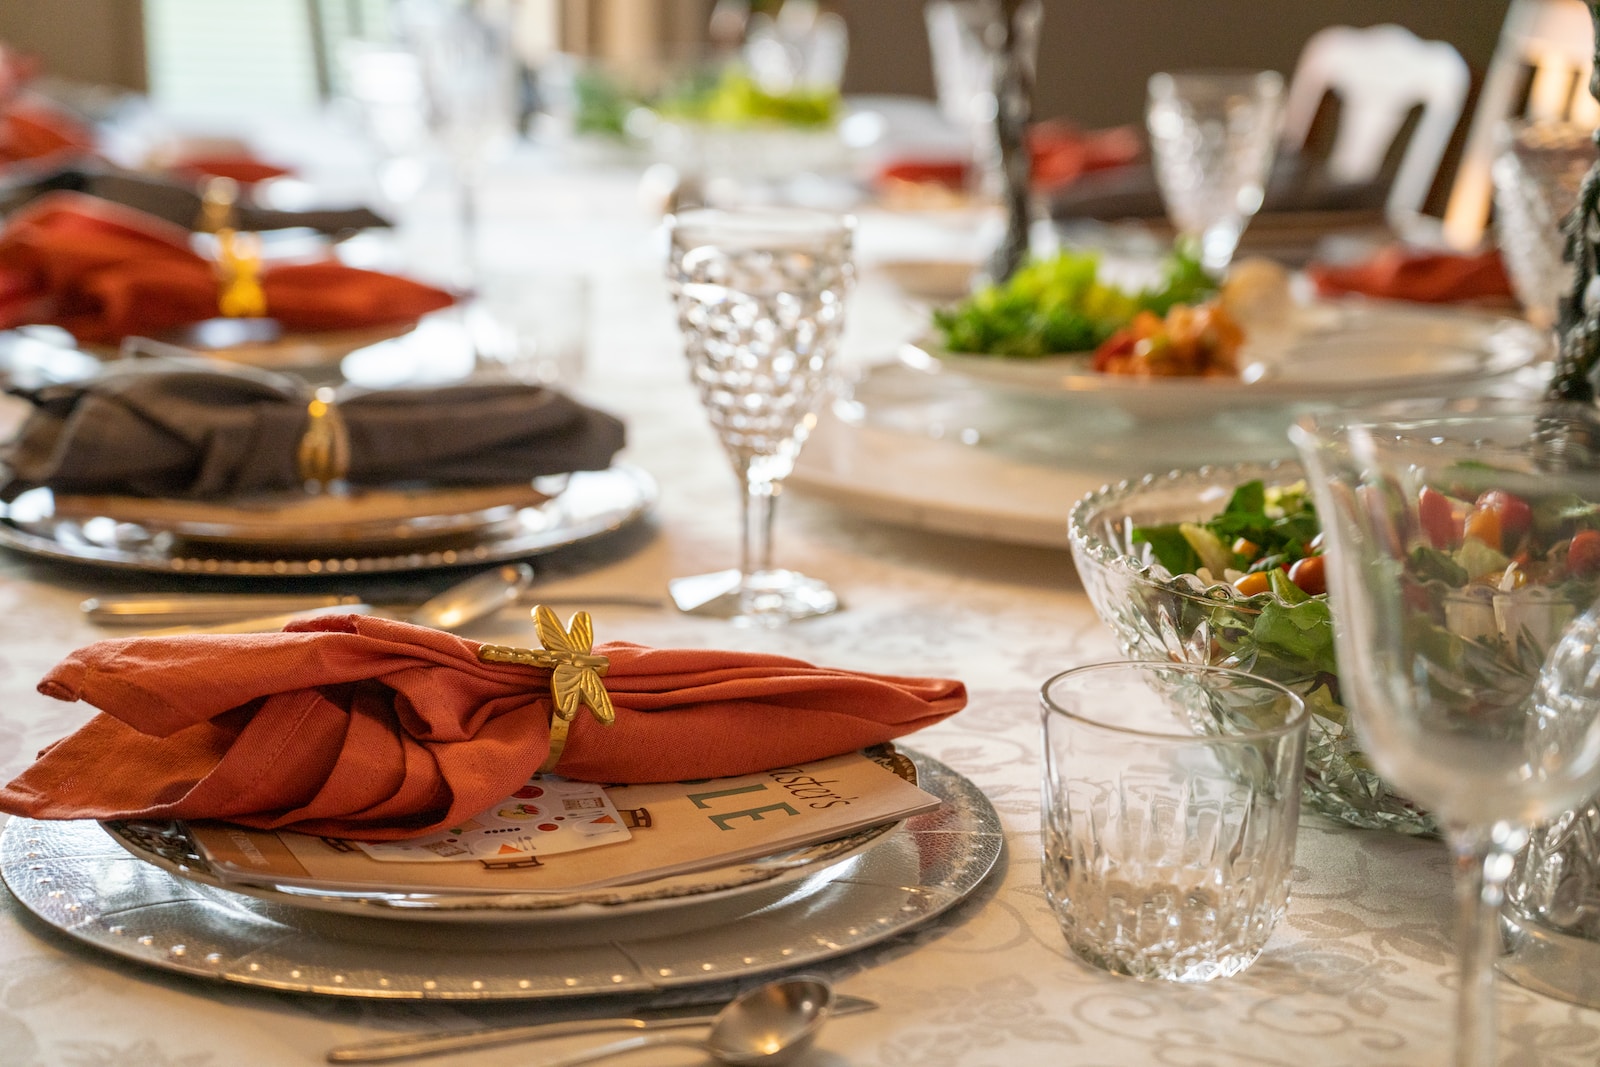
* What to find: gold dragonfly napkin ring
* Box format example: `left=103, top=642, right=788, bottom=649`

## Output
left=478, top=605, right=615, bottom=773
left=296, top=387, right=351, bottom=487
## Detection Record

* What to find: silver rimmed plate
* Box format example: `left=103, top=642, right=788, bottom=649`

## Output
left=901, top=299, right=1550, bottom=419
left=0, top=750, right=1001, bottom=1000
left=97, top=747, right=925, bottom=923
left=0, top=465, right=656, bottom=576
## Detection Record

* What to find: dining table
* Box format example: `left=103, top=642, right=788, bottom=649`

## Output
left=0, top=107, right=1597, bottom=1067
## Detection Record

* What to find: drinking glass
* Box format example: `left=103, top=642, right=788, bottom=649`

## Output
left=397, top=0, right=518, bottom=288
left=1292, top=404, right=1600, bottom=1067
left=1041, top=661, right=1308, bottom=982
left=1147, top=70, right=1284, bottom=274
left=665, top=208, right=855, bottom=626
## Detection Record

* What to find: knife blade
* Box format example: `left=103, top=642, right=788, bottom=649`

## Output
left=83, top=592, right=365, bottom=624
left=324, top=993, right=878, bottom=1063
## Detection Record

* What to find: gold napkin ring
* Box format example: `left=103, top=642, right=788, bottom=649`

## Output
left=296, top=387, right=351, bottom=487
left=478, top=605, right=615, bottom=773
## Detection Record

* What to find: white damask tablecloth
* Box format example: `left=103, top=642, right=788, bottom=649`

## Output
left=0, top=135, right=1596, bottom=1067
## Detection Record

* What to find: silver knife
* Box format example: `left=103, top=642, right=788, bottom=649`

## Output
left=83, top=593, right=365, bottom=624
left=324, top=993, right=878, bottom=1063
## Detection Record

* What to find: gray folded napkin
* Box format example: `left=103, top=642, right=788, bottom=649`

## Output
left=1, top=359, right=626, bottom=500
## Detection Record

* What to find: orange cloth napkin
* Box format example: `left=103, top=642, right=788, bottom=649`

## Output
left=0, top=614, right=967, bottom=840
left=877, top=120, right=1141, bottom=193
left=0, top=192, right=455, bottom=344
left=1306, top=245, right=1515, bottom=304
left=168, top=155, right=294, bottom=186
left=0, top=102, right=94, bottom=166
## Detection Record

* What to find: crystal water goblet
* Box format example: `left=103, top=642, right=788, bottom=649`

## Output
left=1293, top=404, right=1600, bottom=1067
left=665, top=208, right=855, bottom=626
left=1147, top=70, right=1283, bottom=274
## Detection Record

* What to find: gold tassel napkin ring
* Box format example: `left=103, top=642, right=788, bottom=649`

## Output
left=295, top=387, right=351, bottom=487
left=478, top=605, right=615, bottom=773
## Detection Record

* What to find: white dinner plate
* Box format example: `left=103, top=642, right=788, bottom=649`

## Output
left=900, top=299, right=1550, bottom=419
left=97, top=747, right=921, bottom=924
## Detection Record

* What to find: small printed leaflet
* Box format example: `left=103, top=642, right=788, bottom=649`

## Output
left=354, top=779, right=630, bottom=863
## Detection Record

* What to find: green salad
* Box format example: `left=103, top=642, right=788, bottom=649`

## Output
left=656, top=67, right=838, bottom=128
left=931, top=246, right=1215, bottom=357
left=1131, top=480, right=1338, bottom=710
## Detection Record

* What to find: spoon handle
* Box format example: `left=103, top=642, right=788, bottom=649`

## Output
left=531, top=1033, right=703, bottom=1067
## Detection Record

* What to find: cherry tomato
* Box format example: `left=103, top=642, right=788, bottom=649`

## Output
left=1568, top=529, right=1600, bottom=577
left=1231, top=537, right=1261, bottom=562
left=1288, top=555, right=1327, bottom=596
left=1418, top=486, right=1464, bottom=549
left=1471, top=490, right=1533, bottom=552
left=1232, top=571, right=1272, bottom=596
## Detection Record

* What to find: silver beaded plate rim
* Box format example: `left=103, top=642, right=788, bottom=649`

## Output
left=0, top=750, right=1003, bottom=1000
left=0, top=465, right=656, bottom=577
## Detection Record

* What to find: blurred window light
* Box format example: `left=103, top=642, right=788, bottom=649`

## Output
left=143, top=0, right=321, bottom=115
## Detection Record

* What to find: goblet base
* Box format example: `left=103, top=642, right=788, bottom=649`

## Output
left=1499, top=908, right=1600, bottom=1010
left=668, top=568, right=839, bottom=627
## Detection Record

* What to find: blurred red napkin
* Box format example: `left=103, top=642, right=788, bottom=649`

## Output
left=0, top=614, right=966, bottom=840
left=0, top=101, right=94, bottom=166
left=878, top=120, right=1141, bottom=193
left=0, top=192, right=454, bottom=344
left=168, top=155, right=294, bottom=186
left=1306, top=245, right=1515, bottom=304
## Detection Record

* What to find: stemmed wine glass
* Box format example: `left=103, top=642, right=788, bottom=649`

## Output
left=1147, top=70, right=1283, bottom=274
left=1293, top=404, right=1600, bottom=1067
left=398, top=0, right=517, bottom=289
left=665, top=208, right=855, bottom=626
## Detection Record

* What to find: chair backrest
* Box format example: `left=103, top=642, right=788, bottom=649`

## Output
left=1281, top=24, right=1470, bottom=235
left=1442, top=0, right=1598, bottom=249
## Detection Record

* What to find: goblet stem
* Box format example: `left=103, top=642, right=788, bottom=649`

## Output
left=1446, top=821, right=1528, bottom=1067
left=739, top=473, right=779, bottom=579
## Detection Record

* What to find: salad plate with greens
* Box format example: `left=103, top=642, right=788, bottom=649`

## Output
left=902, top=249, right=1548, bottom=420
left=1069, top=460, right=1437, bottom=834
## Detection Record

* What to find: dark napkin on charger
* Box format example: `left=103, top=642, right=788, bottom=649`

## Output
left=0, top=164, right=390, bottom=235
left=0, top=358, right=626, bottom=500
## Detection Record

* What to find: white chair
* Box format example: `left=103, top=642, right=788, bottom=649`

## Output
left=1280, top=23, right=1470, bottom=240
left=1443, top=0, right=1599, bottom=249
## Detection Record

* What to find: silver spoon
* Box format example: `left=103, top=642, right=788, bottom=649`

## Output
left=404, top=563, right=533, bottom=629
left=533, top=977, right=834, bottom=1067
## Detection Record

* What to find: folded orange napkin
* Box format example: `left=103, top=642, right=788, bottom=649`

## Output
left=168, top=155, right=294, bottom=186
left=1305, top=245, right=1515, bottom=304
left=877, top=120, right=1141, bottom=193
left=0, top=101, right=94, bottom=166
left=0, top=614, right=966, bottom=840
left=0, top=192, right=454, bottom=344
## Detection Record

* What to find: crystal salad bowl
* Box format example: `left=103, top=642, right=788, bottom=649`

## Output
left=1068, top=460, right=1436, bottom=835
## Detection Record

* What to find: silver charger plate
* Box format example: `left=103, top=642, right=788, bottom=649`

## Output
left=0, top=750, right=1001, bottom=1000
left=0, top=465, right=656, bottom=577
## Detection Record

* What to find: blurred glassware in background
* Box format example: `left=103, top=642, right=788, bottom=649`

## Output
left=471, top=269, right=590, bottom=387
left=1492, top=119, right=1594, bottom=332
left=1147, top=70, right=1284, bottom=274
left=395, top=0, right=519, bottom=288
left=336, top=39, right=432, bottom=206
left=924, top=0, right=1041, bottom=201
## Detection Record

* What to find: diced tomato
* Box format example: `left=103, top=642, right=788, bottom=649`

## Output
left=1472, top=490, right=1532, bottom=552
left=1568, top=529, right=1600, bottom=577
left=1418, top=486, right=1461, bottom=549
left=1288, top=555, right=1327, bottom=596
left=1232, top=571, right=1272, bottom=596
left=1464, top=506, right=1502, bottom=552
